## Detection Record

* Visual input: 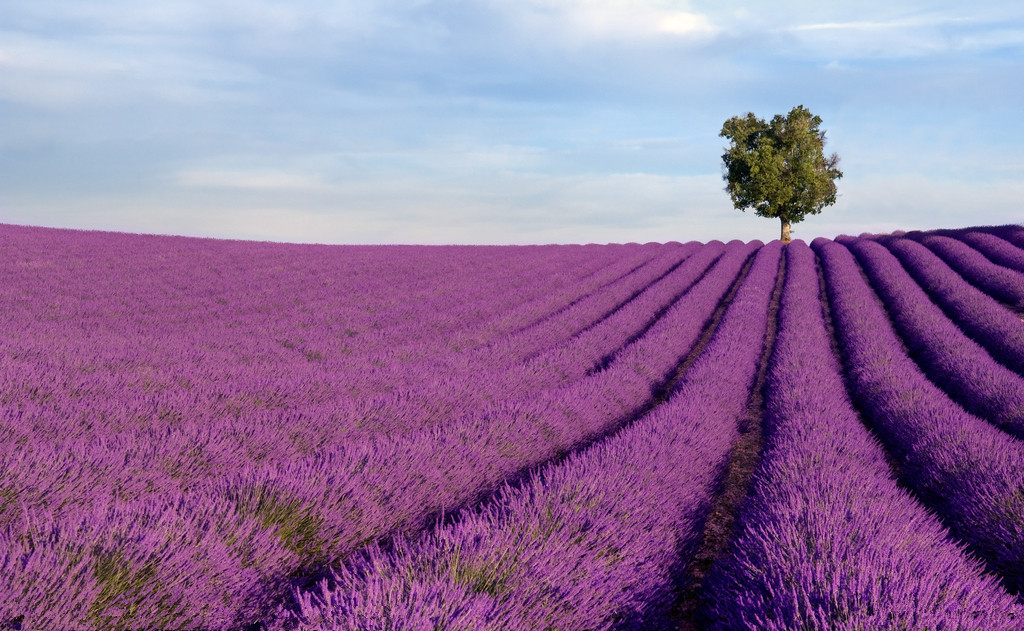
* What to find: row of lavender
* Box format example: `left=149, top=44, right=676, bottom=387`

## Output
left=274, top=239, right=784, bottom=629
left=270, top=225, right=1024, bottom=629
left=815, top=232, right=1024, bottom=594
left=0, top=224, right=683, bottom=442
left=274, top=228, right=1024, bottom=630
left=702, top=240, right=1022, bottom=629
left=3, top=223, right=1024, bottom=629
left=2, top=225, right=663, bottom=628
left=266, top=229, right=1024, bottom=626
left=1, top=224, right=757, bottom=627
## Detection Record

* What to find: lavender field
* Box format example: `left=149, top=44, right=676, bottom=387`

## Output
left=3, top=222, right=1024, bottom=630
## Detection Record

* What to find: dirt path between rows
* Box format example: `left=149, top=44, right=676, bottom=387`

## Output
left=666, top=246, right=786, bottom=630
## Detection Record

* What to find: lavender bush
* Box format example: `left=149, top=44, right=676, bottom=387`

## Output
left=957, top=231, right=1024, bottom=275
left=274, top=242, right=783, bottom=630
left=842, top=236, right=1024, bottom=438
left=702, top=240, right=1021, bottom=629
left=4, top=221, right=1024, bottom=629
left=989, top=224, right=1024, bottom=251
left=920, top=234, right=1024, bottom=309
left=0, top=226, right=753, bottom=627
left=881, top=236, right=1024, bottom=376
left=813, top=237, right=1024, bottom=593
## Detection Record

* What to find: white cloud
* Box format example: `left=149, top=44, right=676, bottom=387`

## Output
left=773, top=10, right=1024, bottom=59
left=0, top=32, right=128, bottom=106
left=497, top=0, right=718, bottom=44
left=791, top=15, right=971, bottom=32
left=817, top=173, right=1024, bottom=237
left=5, top=170, right=740, bottom=244
left=8, top=166, right=1024, bottom=246
left=955, top=27, right=1024, bottom=52
left=0, top=30, right=258, bottom=108
left=5, top=0, right=387, bottom=39
left=175, top=169, right=330, bottom=191
left=0, top=32, right=123, bottom=73
left=3, top=0, right=1023, bottom=246
left=658, top=11, right=716, bottom=36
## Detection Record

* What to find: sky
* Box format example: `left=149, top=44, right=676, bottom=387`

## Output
left=1, top=0, right=1023, bottom=245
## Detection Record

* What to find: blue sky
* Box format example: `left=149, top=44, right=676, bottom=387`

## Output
left=2, top=1, right=1022, bottom=244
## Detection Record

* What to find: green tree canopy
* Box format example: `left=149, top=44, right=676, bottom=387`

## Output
left=720, top=105, right=842, bottom=243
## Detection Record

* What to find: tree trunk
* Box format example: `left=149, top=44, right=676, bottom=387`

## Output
left=780, top=218, right=791, bottom=244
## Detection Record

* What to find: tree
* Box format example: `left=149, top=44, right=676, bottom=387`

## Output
left=720, top=105, right=842, bottom=243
